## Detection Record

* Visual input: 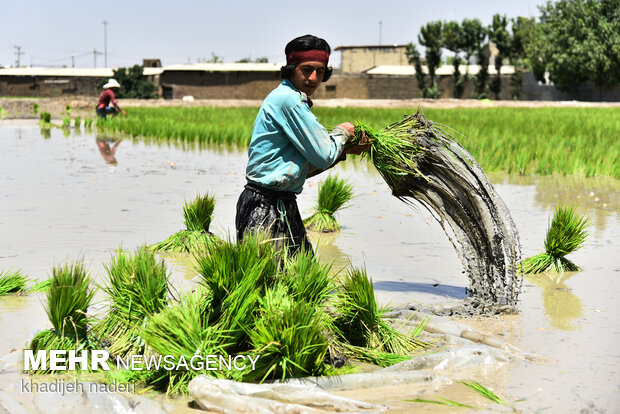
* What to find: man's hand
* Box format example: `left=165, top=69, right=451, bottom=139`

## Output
left=121, top=109, right=127, bottom=117
left=336, top=122, right=355, bottom=137
left=344, top=126, right=371, bottom=155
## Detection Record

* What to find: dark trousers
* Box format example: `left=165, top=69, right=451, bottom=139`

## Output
left=235, top=183, right=311, bottom=254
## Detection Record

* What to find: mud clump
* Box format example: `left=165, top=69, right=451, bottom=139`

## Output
left=370, top=112, right=522, bottom=312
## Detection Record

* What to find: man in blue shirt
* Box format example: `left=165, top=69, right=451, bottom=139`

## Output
left=236, top=34, right=370, bottom=253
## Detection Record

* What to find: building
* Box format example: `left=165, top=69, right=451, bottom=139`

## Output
left=0, top=67, right=163, bottom=97
left=335, top=45, right=409, bottom=74
left=158, top=63, right=281, bottom=99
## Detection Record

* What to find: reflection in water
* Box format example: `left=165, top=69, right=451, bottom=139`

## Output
left=308, top=231, right=351, bottom=275
left=490, top=173, right=619, bottom=231
left=522, top=272, right=583, bottom=330
left=39, top=126, right=51, bottom=139
left=96, top=135, right=122, bottom=165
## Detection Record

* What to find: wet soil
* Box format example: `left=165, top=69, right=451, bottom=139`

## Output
left=0, top=121, right=618, bottom=413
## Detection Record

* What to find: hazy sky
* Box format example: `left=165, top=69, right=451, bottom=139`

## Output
left=2, top=0, right=546, bottom=69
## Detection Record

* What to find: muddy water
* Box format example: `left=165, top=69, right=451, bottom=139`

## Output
left=1, top=121, right=618, bottom=412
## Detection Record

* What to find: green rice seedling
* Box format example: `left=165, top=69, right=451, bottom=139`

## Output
left=281, top=248, right=334, bottom=306
left=243, top=284, right=329, bottom=382
left=45, top=262, right=94, bottom=341
left=458, top=380, right=513, bottom=407
left=0, top=269, right=28, bottom=295
left=337, top=342, right=413, bottom=367
left=84, top=118, right=93, bottom=128
left=352, top=118, right=428, bottom=189
left=183, top=192, right=215, bottom=232
left=195, top=232, right=278, bottom=324
left=520, top=206, right=589, bottom=274
left=406, top=396, right=477, bottom=408
left=151, top=193, right=218, bottom=253
left=40, top=111, right=51, bottom=124
left=140, top=289, right=231, bottom=395
left=334, top=267, right=429, bottom=355
left=73, top=116, right=81, bottom=128
left=27, top=262, right=96, bottom=374
left=303, top=174, right=354, bottom=232
left=0, top=107, right=6, bottom=119
left=32, top=103, right=40, bottom=114
left=95, top=247, right=170, bottom=356
left=27, top=278, right=52, bottom=293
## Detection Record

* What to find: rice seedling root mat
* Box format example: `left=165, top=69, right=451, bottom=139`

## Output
left=354, top=111, right=522, bottom=312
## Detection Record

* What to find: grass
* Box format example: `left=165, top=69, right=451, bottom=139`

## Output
left=304, top=174, right=354, bottom=232
left=520, top=205, right=589, bottom=273
left=97, top=106, right=619, bottom=178
left=151, top=193, right=218, bottom=253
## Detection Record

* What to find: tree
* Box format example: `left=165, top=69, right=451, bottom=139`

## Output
left=103, top=65, right=158, bottom=99
left=442, top=20, right=466, bottom=98
left=533, top=0, right=620, bottom=91
left=460, top=18, right=488, bottom=99
left=198, top=53, right=223, bottom=63
left=510, top=16, right=538, bottom=98
left=235, top=57, right=269, bottom=63
left=418, top=21, right=443, bottom=98
left=488, top=14, right=512, bottom=99
left=405, top=43, right=427, bottom=98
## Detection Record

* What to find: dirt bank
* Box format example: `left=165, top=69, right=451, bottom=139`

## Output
left=1, top=96, right=619, bottom=121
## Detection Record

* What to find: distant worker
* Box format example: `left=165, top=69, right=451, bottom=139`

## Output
left=235, top=34, right=370, bottom=254
left=96, top=78, right=127, bottom=118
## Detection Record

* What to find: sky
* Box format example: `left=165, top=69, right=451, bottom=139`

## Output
left=1, top=0, right=547, bottom=69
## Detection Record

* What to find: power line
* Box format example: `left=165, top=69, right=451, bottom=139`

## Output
left=14, top=45, right=25, bottom=67
left=102, top=20, right=109, bottom=67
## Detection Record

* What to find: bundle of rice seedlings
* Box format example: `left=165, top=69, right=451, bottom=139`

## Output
left=303, top=174, right=354, bottom=232
left=28, top=262, right=95, bottom=373
left=243, top=284, right=329, bottom=382
left=0, top=269, right=28, bottom=295
left=195, top=232, right=278, bottom=323
left=140, top=289, right=231, bottom=395
left=352, top=111, right=522, bottom=309
left=520, top=205, right=589, bottom=274
left=281, top=248, right=334, bottom=306
left=334, top=267, right=428, bottom=357
left=94, top=247, right=170, bottom=356
left=151, top=193, right=218, bottom=253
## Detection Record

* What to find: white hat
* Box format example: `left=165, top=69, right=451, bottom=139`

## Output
left=103, top=78, right=121, bottom=89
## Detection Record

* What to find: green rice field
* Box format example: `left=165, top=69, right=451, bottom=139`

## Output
left=97, top=107, right=620, bottom=178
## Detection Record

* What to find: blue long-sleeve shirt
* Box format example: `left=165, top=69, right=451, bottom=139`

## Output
left=245, top=79, right=349, bottom=194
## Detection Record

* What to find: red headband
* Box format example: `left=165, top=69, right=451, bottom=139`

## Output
left=286, top=50, right=329, bottom=66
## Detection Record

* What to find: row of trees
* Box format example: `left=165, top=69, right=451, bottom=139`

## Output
left=407, top=0, right=620, bottom=99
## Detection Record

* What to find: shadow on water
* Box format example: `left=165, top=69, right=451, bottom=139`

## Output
left=373, top=280, right=467, bottom=298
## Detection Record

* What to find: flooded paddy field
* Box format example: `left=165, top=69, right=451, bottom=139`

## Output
left=0, top=121, right=618, bottom=413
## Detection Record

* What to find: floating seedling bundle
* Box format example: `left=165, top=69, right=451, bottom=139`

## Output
left=353, top=110, right=521, bottom=310
left=304, top=174, right=354, bottom=232
left=151, top=192, right=219, bottom=253
left=520, top=205, right=589, bottom=274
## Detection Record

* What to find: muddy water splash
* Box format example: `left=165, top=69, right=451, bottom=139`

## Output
left=383, top=113, right=522, bottom=311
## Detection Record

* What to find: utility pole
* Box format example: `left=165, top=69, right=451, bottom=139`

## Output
left=14, top=45, right=25, bottom=67
left=72, top=51, right=75, bottom=68
left=379, top=21, right=382, bottom=45
left=102, top=20, right=109, bottom=67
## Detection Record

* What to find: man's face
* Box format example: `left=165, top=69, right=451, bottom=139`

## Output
left=289, top=61, right=326, bottom=97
